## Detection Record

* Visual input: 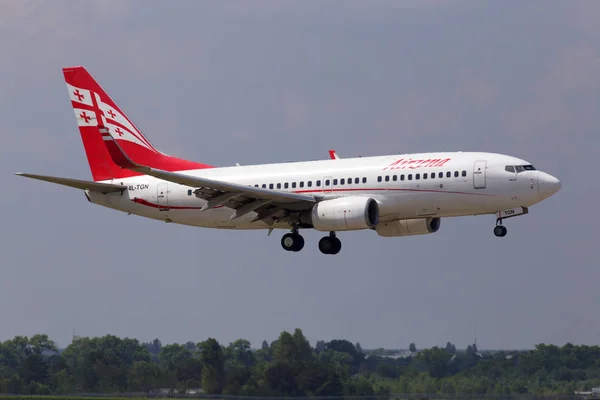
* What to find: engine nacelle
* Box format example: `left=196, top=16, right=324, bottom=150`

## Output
left=305, top=197, right=379, bottom=232
left=375, top=217, right=441, bottom=237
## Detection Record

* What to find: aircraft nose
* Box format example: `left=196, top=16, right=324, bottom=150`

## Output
left=538, top=171, right=561, bottom=200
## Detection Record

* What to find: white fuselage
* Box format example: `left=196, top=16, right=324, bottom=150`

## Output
left=87, top=151, right=558, bottom=230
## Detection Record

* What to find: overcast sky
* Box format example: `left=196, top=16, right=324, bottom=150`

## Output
left=1, top=0, right=598, bottom=350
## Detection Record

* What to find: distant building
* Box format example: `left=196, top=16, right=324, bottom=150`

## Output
left=575, top=388, right=600, bottom=399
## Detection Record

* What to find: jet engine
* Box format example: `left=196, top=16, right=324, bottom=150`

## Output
left=302, top=197, right=379, bottom=231
left=375, top=217, right=441, bottom=237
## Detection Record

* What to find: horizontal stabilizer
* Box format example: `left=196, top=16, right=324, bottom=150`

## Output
left=16, top=173, right=127, bottom=193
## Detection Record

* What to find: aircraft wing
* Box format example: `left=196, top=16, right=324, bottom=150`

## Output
left=16, top=173, right=127, bottom=193
left=102, top=130, right=319, bottom=224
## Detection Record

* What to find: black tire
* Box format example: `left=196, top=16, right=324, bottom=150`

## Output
left=493, top=225, right=507, bottom=237
left=318, top=236, right=334, bottom=254
left=318, top=236, right=341, bottom=255
left=281, top=233, right=304, bottom=252
left=330, top=237, right=342, bottom=254
left=292, top=235, right=305, bottom=252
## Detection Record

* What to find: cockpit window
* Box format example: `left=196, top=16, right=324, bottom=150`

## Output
left=508, top=165, right=536, bottom=173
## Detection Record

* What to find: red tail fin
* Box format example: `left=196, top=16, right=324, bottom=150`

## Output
left=63, top=66, right=213, bottom=182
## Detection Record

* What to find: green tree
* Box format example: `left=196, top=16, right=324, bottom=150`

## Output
left=199, top=338, right=224, bottom=394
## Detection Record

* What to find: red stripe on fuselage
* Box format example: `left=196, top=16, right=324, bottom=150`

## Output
left=132, top=198, right=223, bottom=210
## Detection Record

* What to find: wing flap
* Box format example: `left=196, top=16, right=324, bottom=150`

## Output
left=16, top=173, right=126, bottom=193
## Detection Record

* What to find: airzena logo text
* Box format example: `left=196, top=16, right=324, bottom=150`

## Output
left=383, top=158, right=451, bottom=171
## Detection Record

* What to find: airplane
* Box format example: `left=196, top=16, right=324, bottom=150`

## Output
left=16, top=66, right=562, bottom=255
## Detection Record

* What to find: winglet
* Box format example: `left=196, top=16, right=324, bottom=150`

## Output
left=329, top=150, right=340, bottom=160
left=100, top=126, right=145, bottom=170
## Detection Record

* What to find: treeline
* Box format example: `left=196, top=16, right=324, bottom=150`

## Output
left=1, top=330, right=599, bottom=396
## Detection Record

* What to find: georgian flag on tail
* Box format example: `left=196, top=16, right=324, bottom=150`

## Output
left=62, top=65, right=213, bottom=182
left=66, top=83, right=156, bottom=152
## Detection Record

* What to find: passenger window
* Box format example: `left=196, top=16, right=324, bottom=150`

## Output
left=269, top=184, right=274, bottom=189
left=277, top=183, right=281, bottom=189
left=362, top=177, right=367, bottom=183
left=385, top=176, right=390, bottom=182
left=439, top=172, right=443, bottom=178
left=378, top=176, right=382, bottom=182
left=300, top=181, right=304, bottom=188
left=292, top=182, right=297, bottom=188
left=416, top=174, right=420, bottom=180
left=324, top=180, right=328, bottom=186
left=284, top=182, right=289, bottom=189
left=188, top=189, right=192, bottom=195
left=446, top=171, right=451, bottom=178
left=340, top=178, right=345, bottom=185
left=393, top=175, right=397, bottom=181
left=462, top=170, right=467, bottom=177
left=262, top=184, right=266, bottom=188
left=355, top=178, right=359, bottom=184
left=423, top=173, right=428, bottom=180
left=408, top=174, right=413, bottom=180
left=333, top=179, right=338, bottom=185
left=430, top=173, right=435, bottom=179
left=308, top=181, right=312, bottom=187
left=348, top=177, right=352, bottom=184
left=401, top=174, right=405, bottom=181
left=454, top=171, right=459, bottom=177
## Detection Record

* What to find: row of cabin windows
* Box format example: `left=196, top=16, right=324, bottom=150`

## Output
left=187, top=177, right=369, bottom=195
left=186, top=170, right=467, bottom=196
left=378, top=170, right=467, bottom=182
left=256, top=176, right=368, bottom=190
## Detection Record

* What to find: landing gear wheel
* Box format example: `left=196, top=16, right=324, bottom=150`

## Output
left=493, top=225, right=507, bottom=237
left=281, top=233, right=304, bottom=252
left=318, top=236, right=342, bottom=255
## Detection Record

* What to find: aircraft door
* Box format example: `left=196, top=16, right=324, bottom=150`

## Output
left=157, top=183, right=170, bottom=211
left=323, top=176, right=333, bottom=193
left=473, top=160, right=487, bottom=189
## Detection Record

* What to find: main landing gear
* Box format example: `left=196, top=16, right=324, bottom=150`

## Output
left=318, top=232, right=342, bottom=255
left=281, top=229, right=304, bottom=252
left=280, top=226, right=342, bottom=255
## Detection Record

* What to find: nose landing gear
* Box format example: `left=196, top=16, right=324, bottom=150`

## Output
left=493, top=221, right=507, bottom=237
left=492, top=206, right=528, bottom=237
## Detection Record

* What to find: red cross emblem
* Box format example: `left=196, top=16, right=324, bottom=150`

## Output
left=107, top=109, right=116, bottom=119
left=73, top=90, right=84, bottom=101
left=79, top=111, right=91, bottom=123
left=115, top=127, right=124, bottom=137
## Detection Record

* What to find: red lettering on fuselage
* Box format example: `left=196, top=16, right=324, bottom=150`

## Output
left=383, top=157, right=451, bottom=170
